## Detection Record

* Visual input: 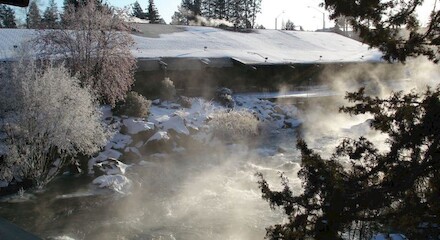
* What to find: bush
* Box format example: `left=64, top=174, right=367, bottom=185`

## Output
left=209, top=110, right=259, bottom=142
left=177, top=95, right=192, bottom=108
left=0, top=59, right=108, bottom=187
left=215, top=87, right=235, bottom=108
left=160, top=77, right=176, bottom=101
left=113, top=91, right=152, bottom=118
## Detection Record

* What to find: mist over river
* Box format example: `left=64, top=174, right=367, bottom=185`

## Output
left=1, top=58, right=438, bottom=240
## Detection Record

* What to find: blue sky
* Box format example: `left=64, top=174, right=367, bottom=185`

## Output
left=12, top=0, right=437, bottom=31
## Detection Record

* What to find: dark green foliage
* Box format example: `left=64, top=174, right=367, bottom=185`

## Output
left=26, top=1, right=41, bottom=29
left=42, top=0, right=59, bottom=29
left=284, top=20, right=295, bottom=30
left=258, top=1, right=440, bottom=239
left=0, top=4, right=17, bottom=28
left=113, top=91, right=152, bottom=118
left=258, top=87, right=440, bottom=239
left=147, top=0, right=161, bottom=24
left=323, top=0, right=440, bottom=63
left=132, top=1, right=146, bottom=19
left=175, top=0, right=262, bottom=29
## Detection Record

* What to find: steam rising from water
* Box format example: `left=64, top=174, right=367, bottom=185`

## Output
left=2, top=58, right=439, bottom=240
left=291, top=58, right=440, bottom=157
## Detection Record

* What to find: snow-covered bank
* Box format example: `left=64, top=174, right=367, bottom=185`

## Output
left=88, top=95, right=302, bottom=192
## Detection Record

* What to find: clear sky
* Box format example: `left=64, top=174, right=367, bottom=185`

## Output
left=14, top=0, right=438, bottom=31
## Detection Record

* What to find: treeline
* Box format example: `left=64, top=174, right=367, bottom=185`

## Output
left=0, top=0, right=110, bottom=29
left=131, top=0, right=164, bottom=24
left=171, top=0, right=262, bottom=29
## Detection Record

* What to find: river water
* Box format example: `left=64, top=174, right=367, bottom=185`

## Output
left=0, top=88, right=401, bottom=239
left=0, top=121, right=307, bottom=239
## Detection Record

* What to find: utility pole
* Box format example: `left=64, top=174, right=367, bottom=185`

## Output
left=275, top=11, right=285, bottom=30
left=307, top=6, right=325, bottom=30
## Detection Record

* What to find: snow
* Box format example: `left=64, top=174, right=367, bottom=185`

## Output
left=159, top=115, right=190, bottom=135
left=0, top=27, right=382, bottom=64
left=92, top=174, right=131, bottom=192
left=131, top=26, right=383, bottom=64
left=147, top=131, right=170, bottom=143
left=94, top=158, right=130, bottom=175
left=88, top=149, right=123, bottom=174
left=105, top=133, right=132, bottom=150
left=122, top=118, right=154, bottom=135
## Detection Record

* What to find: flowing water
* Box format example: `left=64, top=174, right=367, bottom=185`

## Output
left=0, top=125, right=305, bottom=240
left=0, top=77, right=419, bottom=239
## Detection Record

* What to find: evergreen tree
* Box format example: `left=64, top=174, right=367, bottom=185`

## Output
left=146, top=0, right=160, bottom=24
left=284, top=20, right=295, bottom=30
left=42, top=0, right=59, bottom=29
left=247, top=0, right=261, bottom=28
left=214, top=0, right=227, bottom=19
left=193, top=0, right=202, bottom=16
left=0, top=4, right=17, bottom=28
left=201, top=0, right=215, bottom=19
left=26, top=0, right=41, bottom=29
left=131, top=1, right=146, bottom=19
left=258, top=0, right=440, bottom=239
left=171, top=7, right=187, bottom=25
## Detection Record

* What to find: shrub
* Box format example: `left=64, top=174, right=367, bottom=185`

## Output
left=0, top=59, right=108, bottom=187
left=209, top=110, right=259, bottom=142
left=113, top=91, right=152, bottom=118
left=160, top=77, right=176, bottom=101
left=215, top=87, right=235, bottom=108
left=177, top=95, right=192, bottom=108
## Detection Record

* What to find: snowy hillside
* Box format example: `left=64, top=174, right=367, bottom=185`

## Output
left=132, top=26, right=383, bottom=64
left=0, top=26, right=382, bottom=64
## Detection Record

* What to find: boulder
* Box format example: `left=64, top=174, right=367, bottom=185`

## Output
left=92, top=157, right=130, bottom=176
left=92, top=174, right=131, bottom=193
left=141, top=131, right=172, bottom=154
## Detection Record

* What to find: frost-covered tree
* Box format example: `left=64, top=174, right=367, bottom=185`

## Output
left=0, top=4, right=17, bottom=28
left=131, top=1, right=146, bottom=19
left=38, top=0, right=136, bottom=106
left=146, top=0, right=161, bottom=24
left=42, top=0, right=59, bottom=29
left=26, top=0, right=41, bottom=29
left=0, top=58, right=108, bottom=187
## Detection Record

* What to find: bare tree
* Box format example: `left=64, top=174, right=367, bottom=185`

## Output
left=37, top=0, right=136, bottom=106
left=0, top=58, right=108, bottom=187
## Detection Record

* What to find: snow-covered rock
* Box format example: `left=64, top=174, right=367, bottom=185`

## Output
left=147, top=131, right=170, bottom=143
left=92, top=158, right=130, bottom=175
left=160, top=115, right=190, bottom=135
left=105, top=133, right=132, bottom=150
left=122, top=118, right=154, bottom=135
left=92, top=174, right=131, bottom=193
left=88, top=149, right=123, bottom=174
